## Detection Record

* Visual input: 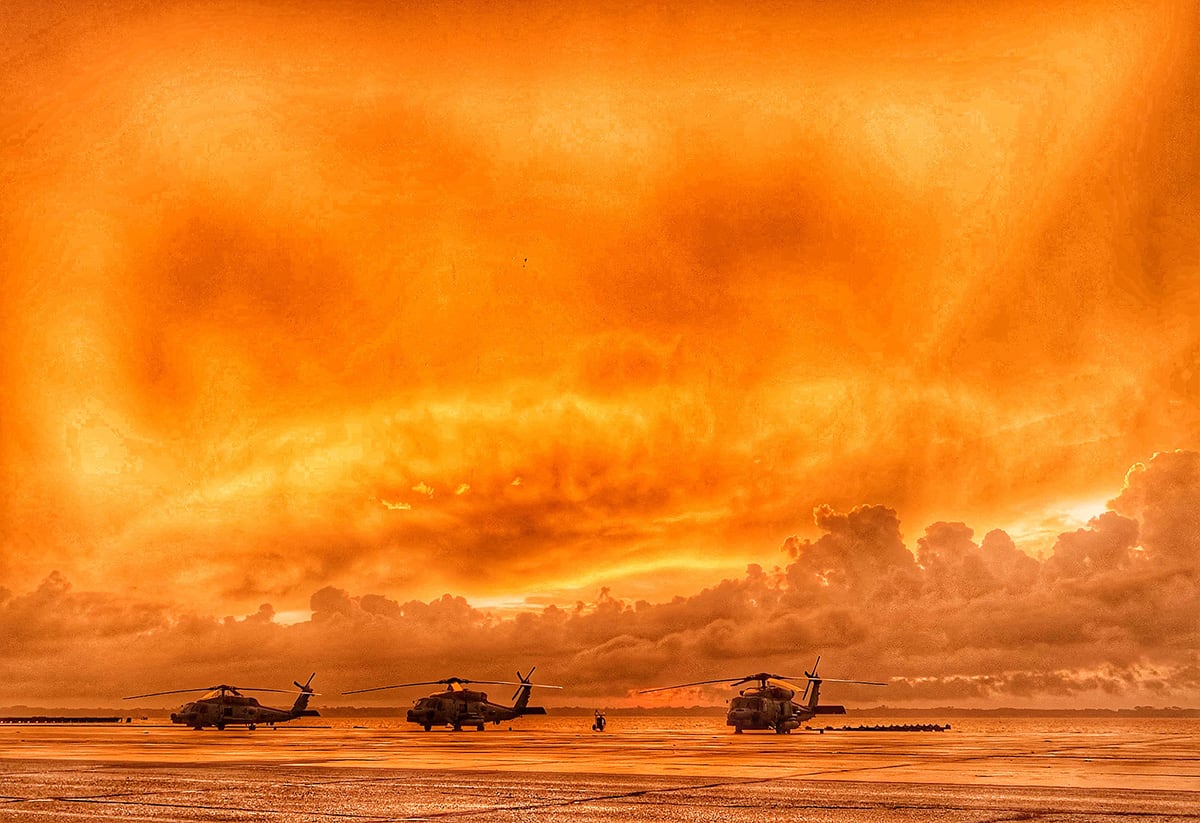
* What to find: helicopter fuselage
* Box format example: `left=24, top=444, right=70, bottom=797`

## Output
left=342, top=669, right=555, bottom=732
left=406, top=688, right=546, bottom=731
left=725, top=685, right=811, bottom=734
left=726, top=682, right=847, bottom=733
left=171, top=695, right=300, bottom=730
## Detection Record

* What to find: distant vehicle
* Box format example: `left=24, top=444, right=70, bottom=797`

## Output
left=123, top=674, right=318, bottom=731
left=640, top=656, right=885, bottom=734
left=343, top=667, right=560, bottom=731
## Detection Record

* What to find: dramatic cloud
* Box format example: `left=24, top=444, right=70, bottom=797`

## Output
left=1, top=2, right=1197, bottom=707
left=4, top=452, right=1198, bottom=708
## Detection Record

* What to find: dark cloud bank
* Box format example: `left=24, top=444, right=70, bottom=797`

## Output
left=3, top=451, right=1197, bottom=707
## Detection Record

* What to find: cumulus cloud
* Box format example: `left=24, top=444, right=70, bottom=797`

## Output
left=4, top=452, right=1197, bottom=709
left=1111, top=451, right=1200, bottom=569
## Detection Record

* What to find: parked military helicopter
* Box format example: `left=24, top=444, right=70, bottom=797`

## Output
left=124, top=674, right=319, bottom=731
left=640, top=657, right=885, bottom=734
left=343, top=667, right=560, bottom=731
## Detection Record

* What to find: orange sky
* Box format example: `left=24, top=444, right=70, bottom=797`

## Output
left=2, top=0, right=1198, bottom=708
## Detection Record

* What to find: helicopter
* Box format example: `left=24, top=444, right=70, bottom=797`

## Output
left=123, top=674, right=319, bottom=731
left=639, top=656, right=885, bottom=734
left=342, top=667, right=560, bottom=731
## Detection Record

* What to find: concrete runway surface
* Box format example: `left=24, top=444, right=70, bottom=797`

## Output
left=1, top=717, right=1198, bottom=821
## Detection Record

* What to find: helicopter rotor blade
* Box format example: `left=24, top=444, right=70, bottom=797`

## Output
left=637, top=677, right=746, bottom=694
left=125, top=685, right=241, bottom=699
left=471, top=679, right=564, bottom=688
left=470, top=679, right=518, bottom=687
left=509, top=667, right=564, bottom=700
left=341, top=680, right=448, bottom=695
left=728, top=672, right=807, bottom=689
left=636, top=659, right=886, bottom=701
left=123, top=688, right=212, bottom=700
left=123, top=683, right=299, bottom=699
left=340, top=685, right=404, bottom=695
left=640, top=666, right=875, bottom=697
left=342, top=674, right=565, bottom=696
left=798, top=655, right=885, bottom=686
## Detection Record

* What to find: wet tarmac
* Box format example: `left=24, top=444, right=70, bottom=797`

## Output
left=1, top=717, right=1198, bottom=821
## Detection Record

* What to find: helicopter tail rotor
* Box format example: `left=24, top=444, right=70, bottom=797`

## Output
left=800, top=656, right=887, bottom=708
left=512, top=667, right=535, bottom=702
left=290, top=674, right=320, bottom=717
left=509, top=666, right=562, bottom=713
left=802, top=655, right=821, bottom=702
